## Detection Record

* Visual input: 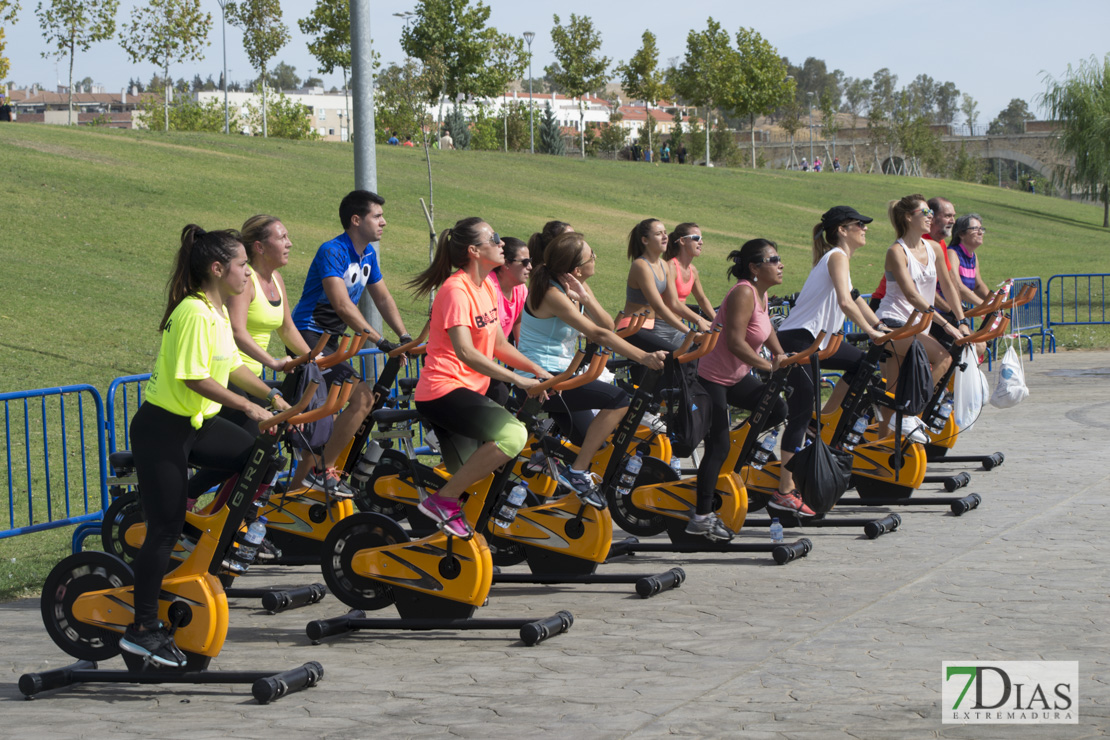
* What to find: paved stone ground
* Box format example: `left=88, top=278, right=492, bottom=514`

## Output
left=3, top=350, right=1108, bottom=739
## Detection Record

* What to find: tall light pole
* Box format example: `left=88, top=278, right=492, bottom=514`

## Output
left=217, top=0, right=229, bottom=134
left=524, top=31, right=535, bottom=154
left=806, top=91, right=814, bottom=167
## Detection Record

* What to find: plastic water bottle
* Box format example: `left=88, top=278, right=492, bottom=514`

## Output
left=226, top=518, right=267, bottom=573
left=615, top=452, right=644, bottom=497
left=770, top=517, right=784, bottom=544
left=752, top=430, right=779, bottom=469
left=493, top=482, right=529, bottom=529
left=350, top=440, right=384, bottom=484
left=670, top=456, right=683, bottom=476
left=845, top=415, right=869, bottom=449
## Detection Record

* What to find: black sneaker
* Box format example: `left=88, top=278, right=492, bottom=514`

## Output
left=119, top=623, right=187, bottom=668
left=255, top=537, right=282, bottom=563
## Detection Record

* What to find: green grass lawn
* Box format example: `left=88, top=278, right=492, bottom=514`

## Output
left=2, top=124, right=1108, bottom=600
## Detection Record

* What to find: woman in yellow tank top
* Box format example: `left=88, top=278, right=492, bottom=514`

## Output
left=227, top=215, right=312, bottom=375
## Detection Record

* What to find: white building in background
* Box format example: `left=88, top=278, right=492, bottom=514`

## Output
left=195, top=88, right=354, bottom=140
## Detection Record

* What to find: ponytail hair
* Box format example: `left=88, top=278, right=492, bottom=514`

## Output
left=240, top=214, right=281, bottom=262
left=664, top=222, right=699, bottom=260
left=627, top=218, right=662, bottom=260
left=811, top=221, right=841, bottom=266
left=726, top=238, right=776, bottom=283
left=888, top=193, right=926, bottom=239
left=527, top=220, right=571, bottom=266
left=408, top=216, right=485, bottom=297
left=160, top=224, right=243, bottom=330
left=527, top=231, right=586, bottom=310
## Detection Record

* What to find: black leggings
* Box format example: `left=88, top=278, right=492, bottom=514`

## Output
left=695, top=375, right=788, bottom=515
left=777, top=328, right=866, bottom=451
left=625, top=323, right=689, bottom=390
left=542, top=378, right=630, bottom=447
left=129, top=402, right=255, bottom=629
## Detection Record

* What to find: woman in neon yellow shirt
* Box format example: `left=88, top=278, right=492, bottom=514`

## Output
left=121, top=225, right=289, bottom=669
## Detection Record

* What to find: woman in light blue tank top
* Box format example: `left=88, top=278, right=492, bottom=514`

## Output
left=519, top=232, right=667, bottom=489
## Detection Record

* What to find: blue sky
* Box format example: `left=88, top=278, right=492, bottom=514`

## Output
left=6, top=0, right=1107, bottom=122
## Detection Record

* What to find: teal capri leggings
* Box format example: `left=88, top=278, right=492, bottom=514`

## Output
left=416, top=387, right=528, bottom=473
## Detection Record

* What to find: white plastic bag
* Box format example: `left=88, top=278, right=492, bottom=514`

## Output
left=952, top=346, right=988, bottom=430
left=990, top=341, right=1029, bottom=408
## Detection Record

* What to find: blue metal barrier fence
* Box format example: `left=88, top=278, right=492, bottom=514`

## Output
left=1046, top=273, right=1109, bottom=345
left=1, top=385, right=109, bottom=540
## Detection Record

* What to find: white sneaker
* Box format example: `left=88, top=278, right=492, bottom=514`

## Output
left=895, top=416, right=929, bottom=445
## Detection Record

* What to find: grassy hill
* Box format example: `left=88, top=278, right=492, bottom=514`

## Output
left=5, top=124, right=1109, bottom=397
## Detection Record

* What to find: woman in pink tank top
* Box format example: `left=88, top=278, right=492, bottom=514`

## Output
left=690, top=239, right=816, bottom=543
left=664, top=222, right=715, bottom=320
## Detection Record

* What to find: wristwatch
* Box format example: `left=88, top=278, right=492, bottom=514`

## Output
left=958, top=318, right=973, bottom=329
left=266, top=388, right=283, bottom=407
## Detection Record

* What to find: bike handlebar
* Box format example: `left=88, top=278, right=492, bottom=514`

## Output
left=258, top=381, right=319, bottom=432
left=876, top=310, right=931, bottom=344
left=284, top=333, right=331, bottom=371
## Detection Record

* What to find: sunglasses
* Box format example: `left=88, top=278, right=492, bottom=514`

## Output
left=575, top=253, right=597, bottom=269
left=682, top=234, right=703, bottom=242
left=851, top=220, right=868, bottom=229
left=965, top=227, right=986, bottom=234
left=511, top=258, right=533, bottom=267
left=480, top=232, right=501, bottom=246
left=760, top=255, right=783, bottom=265
left=915, top=208, right=934, bottom=217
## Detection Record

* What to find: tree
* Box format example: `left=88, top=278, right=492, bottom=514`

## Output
left=778, top=98, right=803, bottom=166
left=960, top=93, right=979, bottom=130
left=935, top=81, right=960, bottom=126
left=988, top=97, right=1034, bottom=135
left=1041, top=56, right=1110, bottom=227
left=905, top=73, right=937, bottom=118
left=120, top=0, right=210, bottom=132
left=617, top=30, right=671, bottom=157
left=262, top=60, right=300, bottom=91
left=538, top=103, right=566, bottom=156
left=242, top=91, right=318, bottom=140
left=729, top=26, right=792, bottom=168
left=546, top=13, right=610, bottom=159
left=842, top=76, right=871, bottom=129
left=35, top=0, right=119, bottom=125
left=375, top=59, right=437, bottom=144
left=672, top=17, right=737, bottom=166
left=226, top=0, right=288, bottom=138
left=402, top=0, right=519, bottom=126
left=0, top=1, right=19, bottom=80
left=820, top=90, right=840, bottom=160
left=597, top=109, right=626, bottom=156
left=868, top=67, right=899, bottom=169
left=299, top=0, right=353, bottom=129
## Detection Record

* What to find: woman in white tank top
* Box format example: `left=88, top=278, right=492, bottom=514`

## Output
left=878, top=194, right=971, bottom=395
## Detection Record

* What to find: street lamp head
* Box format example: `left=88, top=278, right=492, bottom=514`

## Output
left=524, top=31, right=535, bottom=45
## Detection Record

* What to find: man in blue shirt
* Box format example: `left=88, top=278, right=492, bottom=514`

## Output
left=290, top=190, right=410, bottom=495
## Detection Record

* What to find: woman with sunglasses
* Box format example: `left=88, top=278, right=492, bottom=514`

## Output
left=694, top=239, right=816, bottom=538
left=489, top=237, right=531, bottom=344
left=664, top=223, right=716, bottom=320
left=876, top=195, right=970, bottom=401
left=945, top=214, right=991, bottom=309
left=776, top=206, right=889, bottom=459
left=619, top=218, right=712, bottom=357
left=518, top=232, right=667, bottom=506
left=409, top=219, right=552, bottom=538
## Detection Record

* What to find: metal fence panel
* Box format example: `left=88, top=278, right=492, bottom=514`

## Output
left=1, top=385, right=109, bottom=539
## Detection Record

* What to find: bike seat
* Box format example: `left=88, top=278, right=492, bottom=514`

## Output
left=109, top=450, right=135, bottom=473
left=372, top=408, right=423, bottom=425
left=397, top=378, right=419, bottom=393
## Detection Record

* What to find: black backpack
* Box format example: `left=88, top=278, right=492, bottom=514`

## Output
left=663, top=357, right=711, bottom=458
left=279, top=362, right=333, bottom=451
left=894, top=338, right=932, bottom=416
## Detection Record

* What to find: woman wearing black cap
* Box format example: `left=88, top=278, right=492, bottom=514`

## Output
left=775, top=206, right=889, bottom=470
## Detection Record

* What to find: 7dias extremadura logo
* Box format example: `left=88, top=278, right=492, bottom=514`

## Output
left=942, top=661, right=1078, bottom=724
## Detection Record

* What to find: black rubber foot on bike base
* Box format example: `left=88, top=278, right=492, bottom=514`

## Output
left=863, top=513, right=902, bottom=539
left=772, top=538, right=813, bottom=564
left=519, top=610, right=574, bottom=646
left=635, top=568, right=685, bottom=598
left=261, top=583, right=327, bottom=614
left=252, top=661, right=324, bottom=704
left=950, top=493, right=982, bottom=516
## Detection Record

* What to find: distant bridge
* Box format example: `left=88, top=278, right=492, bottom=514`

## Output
left=755, top=129, right=1067, bottom=179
